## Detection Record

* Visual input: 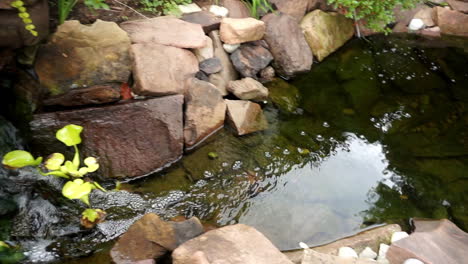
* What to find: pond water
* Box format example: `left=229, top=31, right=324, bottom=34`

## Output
left=2, top=34, right=468, bottom=263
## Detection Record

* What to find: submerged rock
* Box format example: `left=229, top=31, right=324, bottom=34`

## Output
left=30, top=95, right=184, bottom=179
left=300, top=10, right=355, bottom=61
left=35, top=20, right=131, bottom=96
left=43, top=85, right=121, bottom=107
left=266, top=78, right=301, bottom=113
left=121, top=16, right=207, bottom=48
left=111, top=213, right=204, bottom=264
left=172, top=224, right=293, bottom=264
left=262, top=13, right=313, bottom=77
left=225, top=100, right=268, bottom=135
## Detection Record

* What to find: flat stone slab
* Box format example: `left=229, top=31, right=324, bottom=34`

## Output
left=30, top=95, right=184, bottom=179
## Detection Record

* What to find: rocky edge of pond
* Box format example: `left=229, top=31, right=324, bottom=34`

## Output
left=26, top=0, right=468, bottom=180
left=108, top=213, right=468, bottom=264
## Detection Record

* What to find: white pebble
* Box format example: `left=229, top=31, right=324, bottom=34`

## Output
left=299, top=242, right=309, bottom=249
left=178, top=3, right=202, bottom=14
left=223, top=43, right=240, bottom=53
left=391, top=231, right=409, bottom=243
left=403, top=259, right=424, bottom=264
left=409, top=19, right=425, bottom=31
left=338, top=247, right=358, bottom=258
left=359, top=247, right=378, bottom=260
left=209, top=5, right=229, bottom=17
left=377, top=243, right=390, bottom=261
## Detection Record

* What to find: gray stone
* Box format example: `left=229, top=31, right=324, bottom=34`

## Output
left=208, top=30, right=239, bottom=95
left=181, top=11, right=221, bottom=33
left=30, top=96, right=184, bottom=179
left=199, top=57, right=223, bottom=74
left=230, top=43, right=274, bottom=78
left=172, top=224, right=293, bottom=264
left=262, top=13, right=313, bottom=77
left=131, top=43, right=198, bottom=96
left=121, top=16, right=206, bottom=48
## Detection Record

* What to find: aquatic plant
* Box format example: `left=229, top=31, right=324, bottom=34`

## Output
left=2, top=124, right=106, bottom=228
left=327, top=0, right=421, bottom=34
left=9, top=0, right=37, bottom=36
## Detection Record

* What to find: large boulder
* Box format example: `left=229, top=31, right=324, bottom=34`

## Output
left=433, top=7, right=468, bottom=37
left=387, top=219, right=468, bottom=264
left=111, top=213, right=204, bottom=264
left=225, top=100, right=268, bottom=135
left=184, top=79, right=226, bottom=149
left=120, top=16, right=207, bottom=48
left=30, top=95, right=184, bottom=179
left=220, top=17, right=266, bottom=44
left=181, top=11, right=221, bottom=34
left=230, top=42, right=274, bottom=78
left=267, top=0, right=330, bottom=21
left=208, top=30, right=239, bottom=95
left=227, top=77, right=269, bottom=101
left=35, top=20, right=131, bottom=96
left=131, top=43, right=199, bottom=96
left=172, top=224, right=293, bottom=264
left=262, top=13, right=313, bottom=77
left=447, top=0, right=468, bottom=14
left=300, top=10, right=355, bottom=61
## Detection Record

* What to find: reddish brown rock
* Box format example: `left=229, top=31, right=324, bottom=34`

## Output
left=230, top=43, right=273, bottom=78
left=35, top=20, right=131, bottom=96
left=181, top=11, right=221, bottom=33
left=262, top=13, right=313, bottom=77
left=131, top=43, right=198, bottom=96
left=43, top=85, right=121, bottom=107
left=433, top=7, right=468, bottom=37
left=172, top=224, right=292, bottom=264
left=447, top=0, right=468, bottom=13
left=259, top=66, right=276, bottom=83
left=413, top=6, right=435, bottom=27
left=227, top=77, right=269, bottom=101
left=225, top=100, right=268, bottom=135
left=220, top=0, right=251, bottom=18
left=111, top=213, right=204, bottom=264
left=387, top=219, right=468, bottom=264
left=208, top=30, right=239, bottom=95
left=121, top=16, right=207, bottom=49
left=268, top=0, right=330, bottom=21
left=220, top=18, right=266, bottom=44
left=184, top=79, right=226, bottom=149
left=30, top=95, right=184, bottom=179
left=199, top=57, right=223, bottom=74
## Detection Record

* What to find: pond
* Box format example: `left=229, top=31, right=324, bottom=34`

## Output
left=3, top=34, right=468, bottom=263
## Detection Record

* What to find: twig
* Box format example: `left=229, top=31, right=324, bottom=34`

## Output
left=111, top=0, right=149, bottom=19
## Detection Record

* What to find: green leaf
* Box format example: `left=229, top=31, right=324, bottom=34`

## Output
left=56, top=124, right=83, bottom=147
left=44, top=153, right=65, bottom=171
left=82, top=208, right=99, bottom=222
left=62, top=179, right=94, bottom=205
left=2, top=150, right=42, bottom=169
left=84, top=157, right=99, bottom=173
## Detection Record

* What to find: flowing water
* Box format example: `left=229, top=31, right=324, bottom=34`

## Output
left=1, top=35, right=468, bottom=263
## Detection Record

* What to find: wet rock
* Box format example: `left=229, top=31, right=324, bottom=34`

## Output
left=433, top=7, right=468, bottom=37
left=208, top=30, right=239, bottom=95
left=111, top=213, right=204, bottom=264
left=262, top=13, right=313, bottom=77
left=220, top=18, right=266, bottom=44
left=199, top=57, right=223, bottom=74
left=184, top=79, right=226, bottom=149
left=225, top=100, right=268, bottom=135
left=387, top=219, right=468, bottom=264
left=193, top=36, right=214, bottom=62
left=43, top=85, right=121, bottom=107
left=131, top=43, right=198, bottom=96
left=447, top=0, right=468, bottom=14
left=35, top=20, right=131, bottom=96
left=300, top=10, right=355, bottom=61
left=266, top=78, right=300, bottom=113
left=121, top=16, right=207, bottom=48
left=30, top=95, right=184, bottom=179
left=230, top=43, right=274, bottom=78
left=172, top=224, right=293, bottom=264
left=219, top=0, right=251, bottom=18
left=227, top=77, right=269, bottom=101
left=259, top=66, right=276, bottom=83
left=181, top=11, right=221, bottom=34
left=420, top=26, right=441, bottom=38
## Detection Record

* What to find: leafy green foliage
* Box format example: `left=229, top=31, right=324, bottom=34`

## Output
left=140, top=0, right=192, bottom=15
left=82, top=208, right=101, bottom=222
left=2, top=150, right=42, bottom=169
left=10, top=1, right=38, bottom=36
left=56, top=124, right=83, bottom=147
left=84, top=0, right=110, bottom=10
left=58, top=0, right=78, bottom=24
left=0, top=241, right=24, bottom=264
left=242, top=0, right=274, bottom=19
left=62, top=179, right=96, bottom=205
left=327, top=0, right=421, bottom=33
